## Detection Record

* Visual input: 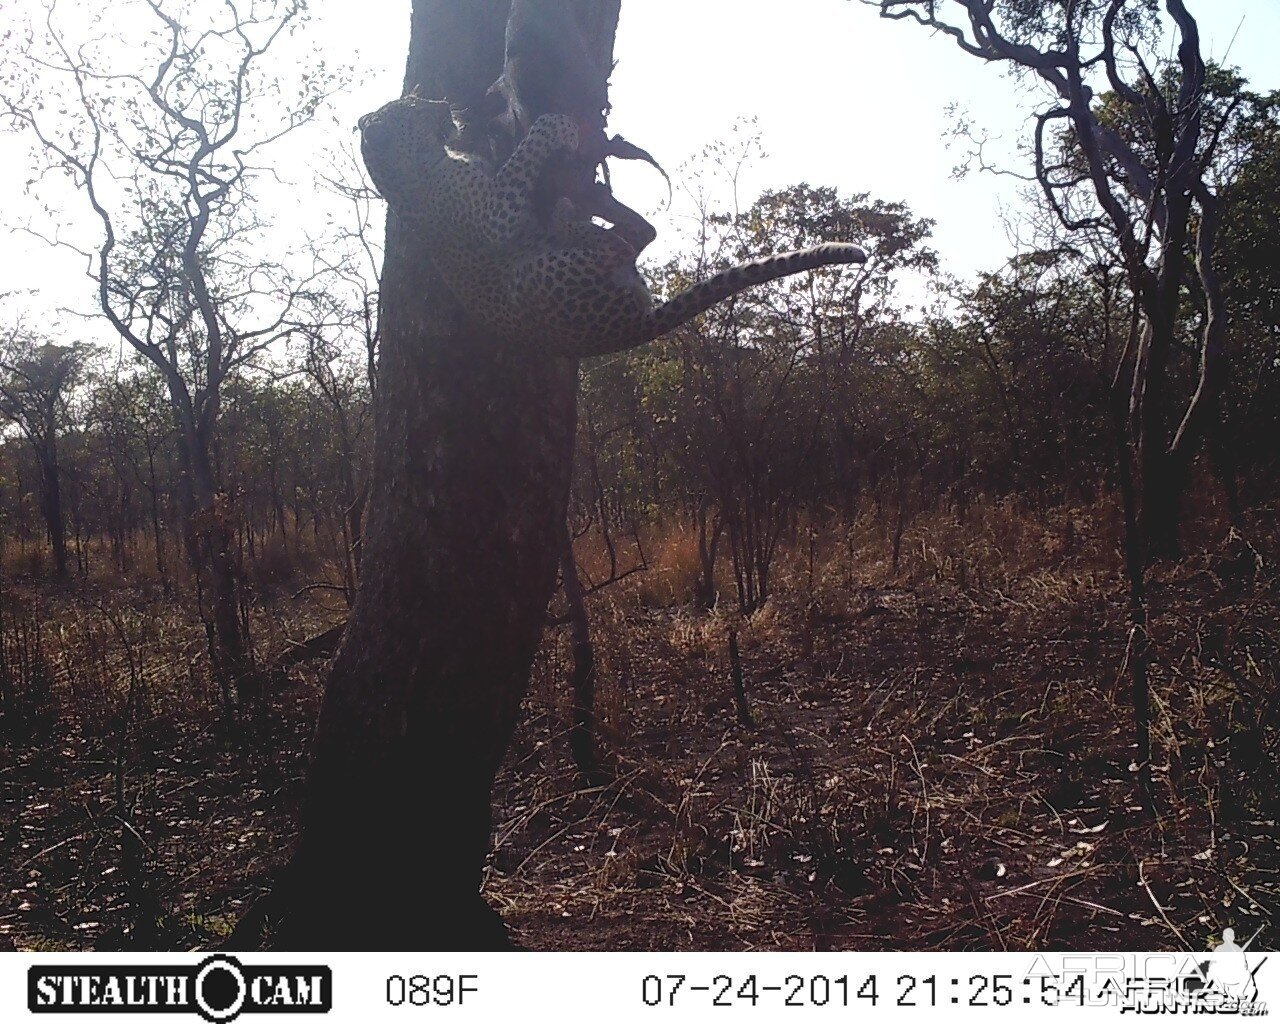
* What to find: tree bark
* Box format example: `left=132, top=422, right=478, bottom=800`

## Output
left=147, top=452, right=167, bottom=581
left=1113, top=304, right=1154, bottom=810
left=177, top=422, right=257, bottom=710
left=1134, top=258, right=1190, bottom=563
left=38, top=437, right=68, bottom=581
left=561, top=530, right=598, bottom=776
left=254, top=0, right=619, bottom=951
left=694, top=496, right=722, bottom=610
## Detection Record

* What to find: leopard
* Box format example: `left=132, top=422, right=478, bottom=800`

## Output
left=358, top=96, right=867, bottom=358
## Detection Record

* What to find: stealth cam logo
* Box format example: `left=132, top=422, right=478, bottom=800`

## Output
left=28, top=955, right=332, bottom=1022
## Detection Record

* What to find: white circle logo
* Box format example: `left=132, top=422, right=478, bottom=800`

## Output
left=194, top=956, right=248, bottom=1023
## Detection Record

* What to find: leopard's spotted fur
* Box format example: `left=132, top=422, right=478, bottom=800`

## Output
left=359, top=96, right=866, bottom=357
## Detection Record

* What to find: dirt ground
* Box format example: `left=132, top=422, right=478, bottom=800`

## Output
left=2, top=502, right=1277, bottom=951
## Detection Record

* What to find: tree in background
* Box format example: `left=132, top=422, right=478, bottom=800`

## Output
left=866, top=0, right=1234, bottom=561
left=936, top=250, right=1113, bottom=506
left=1, top=0, right=340, bottom=710
left=0, top=333, right=84, bottom=580
left=1210, top=82, right=1280, bottom=494
left=81, top=368, right=178, bottom=581
left=864, top=0, right=1245, bottom=809
left=638, top=184, right=935, bottom=610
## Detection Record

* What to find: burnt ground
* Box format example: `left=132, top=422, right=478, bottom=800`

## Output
left=1, top=503, right=1277, bottom=951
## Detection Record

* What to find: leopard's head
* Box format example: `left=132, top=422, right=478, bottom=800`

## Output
left=358, top=96, right=458, bottom=206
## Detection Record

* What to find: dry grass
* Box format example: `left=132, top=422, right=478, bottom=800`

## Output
left=2, top=494, right=1277, bottom=951
left=505, top=491, right=1278, bottom=950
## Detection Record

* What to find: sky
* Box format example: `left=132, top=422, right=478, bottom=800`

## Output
left=605, top=0, right=1280, bottom=270
left=1, top=0, right=1277, bottom=345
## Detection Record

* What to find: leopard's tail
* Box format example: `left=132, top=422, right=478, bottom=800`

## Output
left=645, top=243, right=866, bottom=342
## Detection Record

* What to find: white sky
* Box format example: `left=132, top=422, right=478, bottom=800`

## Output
left=1, top=0, right=1277, bottom=345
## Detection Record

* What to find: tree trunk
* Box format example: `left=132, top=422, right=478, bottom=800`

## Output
left=147, top=453, right=167, bottom=580
left=346, top=491, right=365, bottom=575
left=251, top=0, right=619, bottom=951
left=1134, top=315, right=1179, bottom=562
left=561, top=530, right=598, bottom=776
left=38, top=443, right=67, bottom=581
left=1113, top=300, right=1155, bottom=810
left=271, top=465, right=288, bottom=555
left=339, top=436, right=366, bottom=594
left=1134, top=211, right=1194, bottom=564
left=694, top=496, right=722, bottom=610
left=178, top=424, right=258, bottom=710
